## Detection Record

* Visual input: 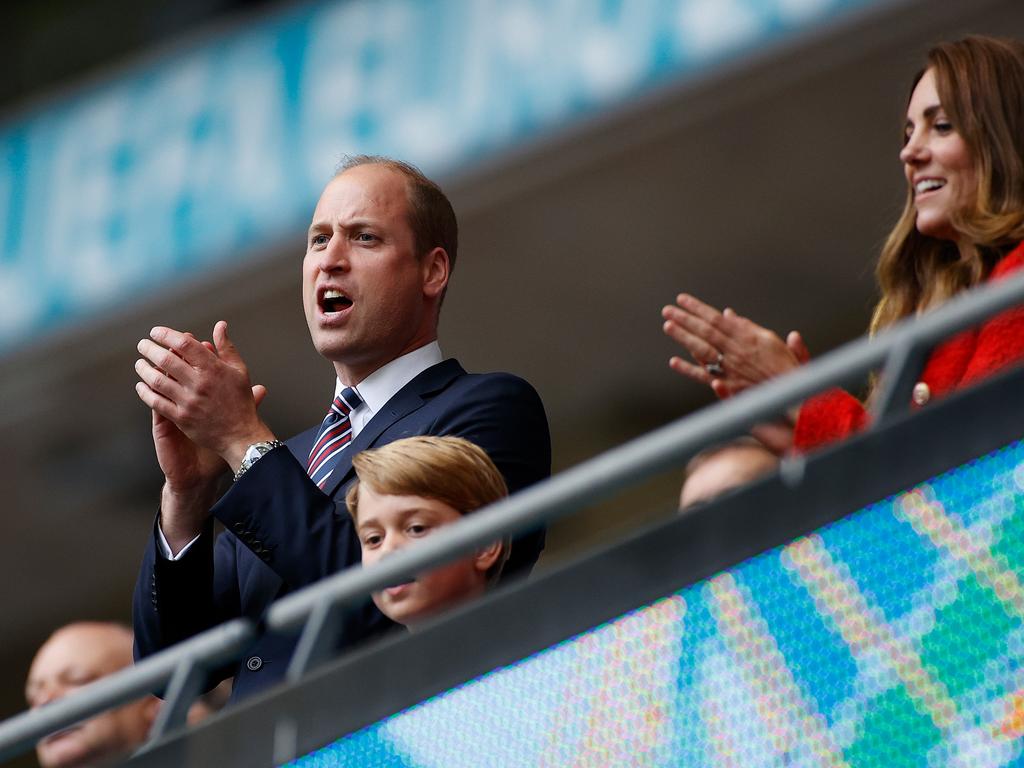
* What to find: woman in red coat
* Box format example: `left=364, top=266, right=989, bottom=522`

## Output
left=662, top=36, right=1024, bottom=454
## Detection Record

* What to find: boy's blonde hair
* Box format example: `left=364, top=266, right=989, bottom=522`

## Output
left=346, top=436, right=509, bottom=579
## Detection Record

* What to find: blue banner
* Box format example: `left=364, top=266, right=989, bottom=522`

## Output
left=0, top=0, right=885, bottom=350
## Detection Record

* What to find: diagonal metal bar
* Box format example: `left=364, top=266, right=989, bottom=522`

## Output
left=145, top=658, right=206, bottom=743
left=0, top=619, right=255, bottom=764
left=285, top=601, right=344, bottom=683
left=870, top=335, right=933, bottom=422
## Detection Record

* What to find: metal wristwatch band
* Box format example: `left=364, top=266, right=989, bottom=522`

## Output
left=233, top=440, right=285, bottom=482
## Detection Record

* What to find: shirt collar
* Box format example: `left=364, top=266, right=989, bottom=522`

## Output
left=333, top=341, right=443, bottom=416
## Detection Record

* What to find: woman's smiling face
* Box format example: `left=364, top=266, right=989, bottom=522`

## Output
left=900, top=67, right=977, bottom=242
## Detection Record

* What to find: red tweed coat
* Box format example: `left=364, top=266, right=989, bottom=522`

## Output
left=794, top=241, right=1024, bottom=452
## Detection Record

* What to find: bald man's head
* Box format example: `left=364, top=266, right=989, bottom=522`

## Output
left=680, top=440, right=778, bottom=508
left=26, top=622, right=158, bottom=768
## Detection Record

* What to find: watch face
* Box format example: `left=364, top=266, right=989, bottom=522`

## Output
left=243, top=445, right=265, bottom=467
left=239, top=441, right=282, bottom=476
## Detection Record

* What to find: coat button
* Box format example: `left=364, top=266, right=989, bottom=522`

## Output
left=246, top=656, right=263, bottom=672
left=912, top=381, right=931, bottom=406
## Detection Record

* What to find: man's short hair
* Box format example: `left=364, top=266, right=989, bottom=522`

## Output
left=346, top=436, right=509, bottom=579
left=336, top=155, right=458, bottom=274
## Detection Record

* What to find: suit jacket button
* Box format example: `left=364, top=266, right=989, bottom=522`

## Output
left=246, top=656, right=263, bottom=672
left=912, top=381, right=931, bottom=406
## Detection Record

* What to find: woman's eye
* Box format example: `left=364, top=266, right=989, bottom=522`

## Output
left=362, top=534, right=381, bottom=547
left=407, top=524, right=428, bottom=536
left=934, top=120, right=954, bottom=134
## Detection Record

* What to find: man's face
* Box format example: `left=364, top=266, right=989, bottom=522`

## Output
left=26, top=625, right=154, bottom=768
left=355, top=484, right=497, bottom=627
left=303, top=164, right=446, bottom=384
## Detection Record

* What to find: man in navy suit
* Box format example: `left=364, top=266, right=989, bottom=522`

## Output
left=132, top=156, right=550, bottom=700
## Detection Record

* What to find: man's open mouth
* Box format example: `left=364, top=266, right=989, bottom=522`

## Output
left=321, top=289, right=353, bottom=314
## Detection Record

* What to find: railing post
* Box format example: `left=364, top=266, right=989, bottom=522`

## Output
left=869, top=335, right=931, bottom=424
left=145, top=658, right=206, bottom=743
left=286, top=600, right=343, bottom=683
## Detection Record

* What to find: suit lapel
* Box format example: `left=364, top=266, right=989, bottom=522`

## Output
left=320, top=359, right=466, bottom=497
left=286, top=424, right=320, bottom=465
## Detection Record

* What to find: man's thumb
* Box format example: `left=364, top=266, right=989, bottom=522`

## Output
left=252, top=384, right=268, bottom=408
left=213, top=320, right=243, bottom=365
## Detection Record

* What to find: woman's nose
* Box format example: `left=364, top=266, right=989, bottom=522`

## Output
left=900, top=132, right=928, bottom=165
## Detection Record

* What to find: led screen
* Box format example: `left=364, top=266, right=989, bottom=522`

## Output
left=289, top=439, right=1024, bottom=766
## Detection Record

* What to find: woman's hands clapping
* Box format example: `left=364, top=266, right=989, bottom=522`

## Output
left=661, top=293, right=809, bottom=455
left=661, top=293, right=809, bottom=398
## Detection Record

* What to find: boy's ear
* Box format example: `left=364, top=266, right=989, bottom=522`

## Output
left=474, top=540, right=503, bottom=573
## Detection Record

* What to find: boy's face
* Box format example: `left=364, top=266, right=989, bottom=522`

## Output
left=355, top=483, right=500, bottom=626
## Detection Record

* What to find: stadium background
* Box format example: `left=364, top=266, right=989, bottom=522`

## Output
left=2, top=0, right=1024, bottom=765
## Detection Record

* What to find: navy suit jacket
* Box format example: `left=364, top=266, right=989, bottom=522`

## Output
left=133, top=359, right=550, bottom=700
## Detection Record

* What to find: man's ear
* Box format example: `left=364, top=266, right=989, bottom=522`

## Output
left=474, top=540, right=503, bottom=573
left=421, top=247, right=450, bottom=299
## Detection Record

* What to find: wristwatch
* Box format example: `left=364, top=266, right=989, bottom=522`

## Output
left=234, top=440, right=285, bottom=481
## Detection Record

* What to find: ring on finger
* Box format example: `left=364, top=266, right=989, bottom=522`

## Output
left=704, top=352, right=725, bottom=378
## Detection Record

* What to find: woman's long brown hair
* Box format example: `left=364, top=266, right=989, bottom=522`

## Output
left=871, top=36, right=1024, bottom=334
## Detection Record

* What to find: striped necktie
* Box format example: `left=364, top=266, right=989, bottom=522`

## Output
left=307, top=387, right=362, bottom=489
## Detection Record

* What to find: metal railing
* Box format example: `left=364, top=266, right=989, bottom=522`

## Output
left=2, top=269, right=1023, bottom=764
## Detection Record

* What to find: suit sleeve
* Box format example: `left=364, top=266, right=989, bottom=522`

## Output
left=207, top=447, right=364, bottom=591
left=427, top=374, right=552, bottom=579
left=133, top=516, right=241, bottom=668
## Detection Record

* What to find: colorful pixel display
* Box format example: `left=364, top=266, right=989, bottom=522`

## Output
left=288, top=439, right=1024, bottom=766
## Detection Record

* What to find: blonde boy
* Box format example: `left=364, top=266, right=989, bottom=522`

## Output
left=346, top=436, right=508, bottom=627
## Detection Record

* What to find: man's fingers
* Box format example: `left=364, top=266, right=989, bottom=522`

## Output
left=135, top=358, right=185, bottom=402
left=787, top=331, right=810, bottom=364
left=137, top=339, right=193, bottom=382
left=136, top=381, right=178, bottom=421
left=252, top=384, right=268, bottom=408
left=150, top=326, right=210, bottom=366
left=213, top=320, right=246, bottom=369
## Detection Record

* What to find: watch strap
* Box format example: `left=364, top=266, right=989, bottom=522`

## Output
left=233, top=440, right=285, bottom=482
